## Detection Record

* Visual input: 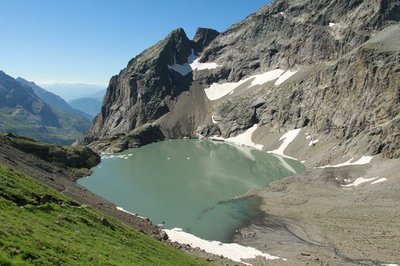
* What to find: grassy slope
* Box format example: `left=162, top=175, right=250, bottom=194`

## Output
left=0, top=165, right=210, bottom=266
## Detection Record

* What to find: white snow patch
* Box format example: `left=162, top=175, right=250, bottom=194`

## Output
left=306, top=135, right=311, bottom=139
left=268, top=128, right=302, bottom=159
left=250, top=69, right=285, bottom=86
left=274, top=70, right=297, bottom=85
left=190, top=58, right=220, bottom=71
left=204, top=79, right=247, bottom=101
left=341, top=177, right=379, bottom=187
left=164, top=228, right=284, bottom=265
left=381, top=264, right=399, bottom=266
left=329, top=22, right=336, bottom=28
left=117, top=207, right=137, bottom=217
left=117, top=207, right=147, bottom=220
left=225, top=124, right=264, bottom=150
left=204, top=68, right=296, bottom=101
left=309, top=139, right=319, bottom=146
left=208, top=125, right=263, bottom=150
left=354, top=156, right=374, bottom=164
left=320, top=156, right=373, bottom=168
left=211, top=115, right=218, bottom=124
left=209, top=127, right=302, bottom=174
left=168, top=49, right=220, bottom=76
left=371, top=178, right=387, bottom=185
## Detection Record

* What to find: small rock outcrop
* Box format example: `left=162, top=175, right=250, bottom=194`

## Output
left=0, top=133, right=100, bottom=171
left=193, top=28, right=220, bottom=53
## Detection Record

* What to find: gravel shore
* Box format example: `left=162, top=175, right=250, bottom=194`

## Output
left=234, top=160, right=400, bottom=265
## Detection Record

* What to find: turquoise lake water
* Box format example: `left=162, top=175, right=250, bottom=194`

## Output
left=78, top=139, right=304, bottom=242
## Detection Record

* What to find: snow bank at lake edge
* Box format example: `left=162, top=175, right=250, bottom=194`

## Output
left=209, top=124, right=263, bottom=150
left=164, top=228, right=285, bottom=265
left=209, top=126, right=303, bottom=174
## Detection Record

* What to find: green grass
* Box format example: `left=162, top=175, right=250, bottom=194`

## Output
left=0, top=164, right=211, bottom=265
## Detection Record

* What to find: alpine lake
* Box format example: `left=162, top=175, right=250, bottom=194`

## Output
left=78, top=139, right=304, bottom=242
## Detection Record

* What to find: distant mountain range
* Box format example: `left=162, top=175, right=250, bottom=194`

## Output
left=0, top=70, right=91, bottom=145
left=37, top=82, right=105, bottom=117
left=40, top=82, right=106, bottom=101
left=16, top=77, right=91, bottom=119
left=69, top=96, right=103, bottom=117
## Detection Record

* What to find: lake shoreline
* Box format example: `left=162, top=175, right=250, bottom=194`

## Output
left=233, top=160, right=400, bottom=265
left=79, top=134, right=399, bottom=265
left=80, top=139, right=303, bottom=244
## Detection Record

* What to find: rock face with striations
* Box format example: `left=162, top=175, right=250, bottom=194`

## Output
left=82, top=28, right=220, bottom=151
left=82, top=0, right=399, bottom=161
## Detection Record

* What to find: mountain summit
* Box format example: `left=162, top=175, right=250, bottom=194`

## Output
left=82, top=27, right=220, bottom=149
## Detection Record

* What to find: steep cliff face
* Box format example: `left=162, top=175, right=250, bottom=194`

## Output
left=82, top=28, right=220, bottom=151
left=211, top=24, right=399, bottom=159
left=201, top=0, right=399, bottom=79
left=82, top=0, right=399, bottom=160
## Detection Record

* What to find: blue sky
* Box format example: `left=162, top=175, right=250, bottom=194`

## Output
left=0, top=1, right=269, bottom=86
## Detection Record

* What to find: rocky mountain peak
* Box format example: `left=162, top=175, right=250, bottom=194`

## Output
left=82, top=0, right=399, bottom=161
left=162, top=27, right=192, bottom=65
left=125, top=27, right=192, bottom=70
left=193, top=28, right=220, bottom=53
left=83, top=26, right=220, bottom=146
